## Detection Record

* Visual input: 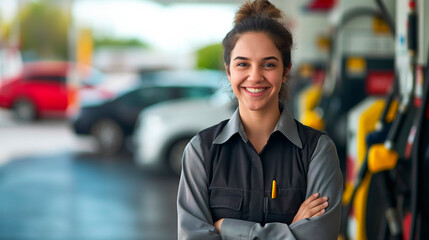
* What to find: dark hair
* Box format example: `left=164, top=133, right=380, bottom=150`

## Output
left=222, top=0, right=293, bottom=102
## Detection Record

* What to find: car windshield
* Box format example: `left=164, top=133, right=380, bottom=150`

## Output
left=115, top=70, right=225, bottom=98
left=138, top=70, right=225, bottom=87
left=24, top=75, right=67, bottom=83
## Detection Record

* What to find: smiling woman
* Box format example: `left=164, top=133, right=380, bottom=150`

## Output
left=227, top=32, right=287, bottom=120
left=177, top=1, right=343, bottom=239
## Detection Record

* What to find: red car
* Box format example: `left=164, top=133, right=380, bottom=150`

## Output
left=0, top=61, right=103, bottom=121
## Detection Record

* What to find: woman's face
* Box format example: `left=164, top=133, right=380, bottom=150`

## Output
left=226, top=32, right=287, bottom=113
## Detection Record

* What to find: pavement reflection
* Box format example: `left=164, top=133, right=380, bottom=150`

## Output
left=0, top=152, right=179, bottom=240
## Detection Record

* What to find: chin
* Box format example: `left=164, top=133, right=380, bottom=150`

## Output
left=242, top=103, right=266, bottom=111
left=244, top=98, right=276, bottom=109
left=248, top=106, right=264, bottom=111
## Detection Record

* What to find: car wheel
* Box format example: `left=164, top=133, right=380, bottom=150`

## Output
left=91, top=118, right=124, bottom=155
left=168, top=138, right=191, bottom=176
left=13, top=99, right=36, bottom=121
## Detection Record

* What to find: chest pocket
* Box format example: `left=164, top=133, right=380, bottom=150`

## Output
left=209, top=188, right=243, bottom=222
left=266, top=188, right=306, bottom=224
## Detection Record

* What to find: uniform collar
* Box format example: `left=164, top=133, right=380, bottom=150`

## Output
left=213, top=105, right=303, bottom=149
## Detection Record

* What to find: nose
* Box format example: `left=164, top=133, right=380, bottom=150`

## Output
left=248, top=66, right=264, bottom=82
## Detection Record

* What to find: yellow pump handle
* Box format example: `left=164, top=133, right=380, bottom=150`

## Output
left=368, top=144, right=398, bottom=173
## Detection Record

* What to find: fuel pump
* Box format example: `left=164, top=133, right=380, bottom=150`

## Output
left=341, top=0, right=429, bottom=239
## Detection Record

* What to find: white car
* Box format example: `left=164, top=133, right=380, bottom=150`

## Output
left=133, top=90, right=237, bottom=175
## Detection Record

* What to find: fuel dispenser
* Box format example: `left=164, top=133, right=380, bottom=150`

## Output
left=299, top=0, right=396, bottom=175
left=341, top=0, right=429, bottom=239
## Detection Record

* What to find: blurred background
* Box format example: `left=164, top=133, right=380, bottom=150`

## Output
left=0, top=0, right=428, bottom=239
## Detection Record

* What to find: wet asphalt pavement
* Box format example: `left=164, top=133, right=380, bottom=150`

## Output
left=0, top=152, right=179, bottom=240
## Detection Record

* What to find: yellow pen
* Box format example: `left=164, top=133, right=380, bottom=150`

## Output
left=272, top=180, right=277, bottom=199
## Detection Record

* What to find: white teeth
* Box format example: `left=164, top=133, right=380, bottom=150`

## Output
left=246, top=88, right=265, bottom=93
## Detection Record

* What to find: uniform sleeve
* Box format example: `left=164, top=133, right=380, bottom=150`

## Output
left=220, top=134, right=343, bottom=240
left=177, top=135, right=222, bottom=240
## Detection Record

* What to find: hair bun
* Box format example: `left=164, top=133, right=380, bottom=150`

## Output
left=234, top=0, right=282, bottom=25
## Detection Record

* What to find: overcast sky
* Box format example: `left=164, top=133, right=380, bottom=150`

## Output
left=73, top=0, right=238, bottom=53
left=0, top=0, right=238, bottom=54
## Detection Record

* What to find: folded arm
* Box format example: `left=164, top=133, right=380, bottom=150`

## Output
left=219, top=135, right=343, bottom=240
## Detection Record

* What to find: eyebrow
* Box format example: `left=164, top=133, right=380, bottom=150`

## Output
left=233, top=56, right=280, bottom=61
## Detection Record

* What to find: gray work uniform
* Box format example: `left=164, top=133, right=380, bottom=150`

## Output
left=177, top=108, right=343, bottom=240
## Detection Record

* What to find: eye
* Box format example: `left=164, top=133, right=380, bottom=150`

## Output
left=263, top=63, right=275, bottom=68
left=236, top=62, right=248, bottom=67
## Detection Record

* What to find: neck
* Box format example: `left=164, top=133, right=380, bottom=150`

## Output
left=239, top=103, right=281, bottom=153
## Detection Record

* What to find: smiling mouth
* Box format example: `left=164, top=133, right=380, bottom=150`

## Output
left=245, top=87, right=267, bottom=93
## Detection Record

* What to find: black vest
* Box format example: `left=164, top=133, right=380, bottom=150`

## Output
left=199, top=119, right=324, bottom=225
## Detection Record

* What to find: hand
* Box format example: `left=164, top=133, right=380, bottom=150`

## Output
left=214, top=218, right=224, bottom=234
left=292, top=193, right=328, bottom=224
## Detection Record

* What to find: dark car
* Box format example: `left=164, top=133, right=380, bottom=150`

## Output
left=71, top=70, right=224, bottom=155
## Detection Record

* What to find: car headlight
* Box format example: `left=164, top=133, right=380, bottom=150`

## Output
left=142, top=114, right=163, bottom=131
left=134, top=113, right=166, bottom=164
left=134, top=113, right=162, bottom=147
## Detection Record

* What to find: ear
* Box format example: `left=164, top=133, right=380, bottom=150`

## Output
left=282, top=63, right=292, bottom=83
left=225, top=63, right=231, bottom=82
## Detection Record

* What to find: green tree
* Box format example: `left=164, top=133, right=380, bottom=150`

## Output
left=14, top=1, right=71, bottom=60
left=94, top=37, right=149, bottom=48
left=195, top=43, right=224, bottom=70
left=0, top=13, right=7, bottom=42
